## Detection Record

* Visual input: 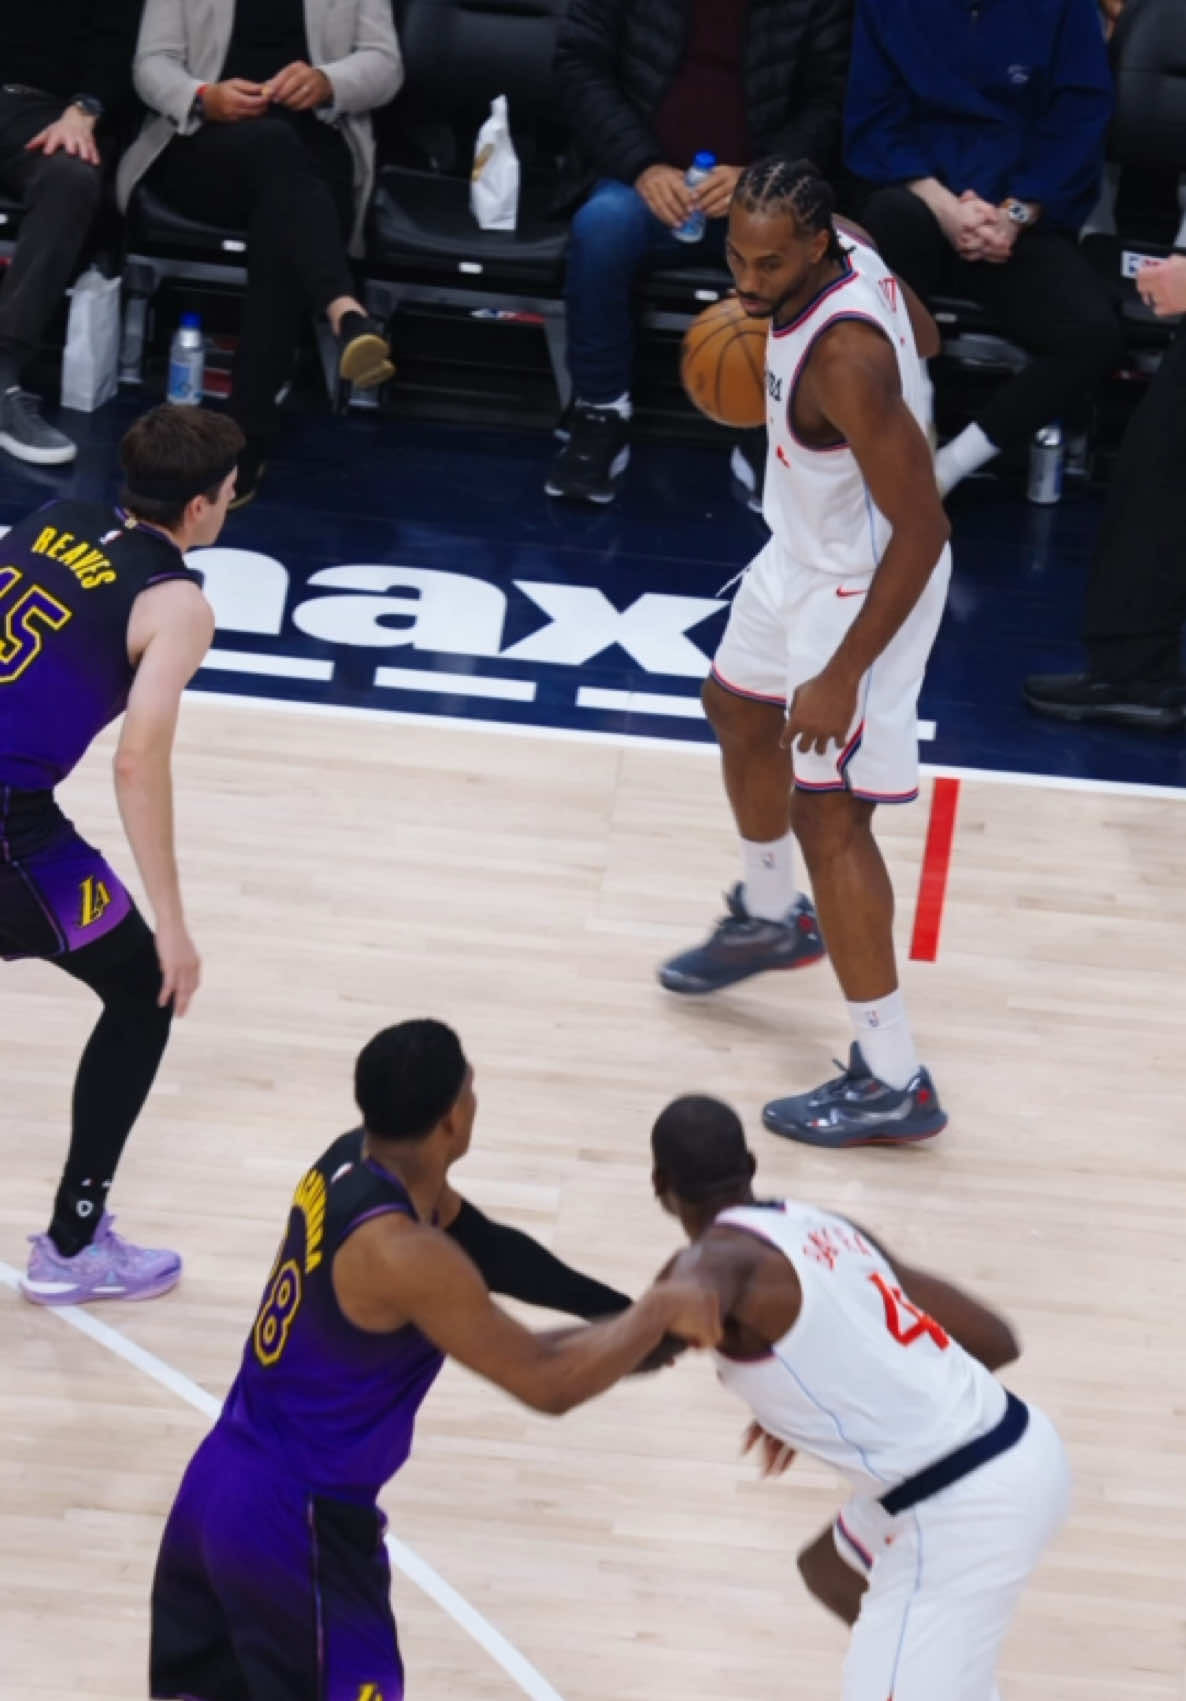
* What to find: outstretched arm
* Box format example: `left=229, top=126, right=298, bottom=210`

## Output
left=438, top=1186, right=631, bottom=1319
left=334, top=1218, right=720, bottom=1415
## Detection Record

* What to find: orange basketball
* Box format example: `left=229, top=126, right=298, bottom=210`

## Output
left=680, top=295, right=768, bottom=429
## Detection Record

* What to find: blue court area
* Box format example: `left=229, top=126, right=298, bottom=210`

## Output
left=2, top=395, right=1184, bottom=794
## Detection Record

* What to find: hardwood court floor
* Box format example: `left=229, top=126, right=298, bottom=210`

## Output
left=2, top=696, right=1184, bottom=1701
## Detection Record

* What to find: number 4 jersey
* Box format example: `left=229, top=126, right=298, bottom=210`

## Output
left=0, top=500, right=201, bottom=791
left=713, top=1202, right=1007, bottom=1495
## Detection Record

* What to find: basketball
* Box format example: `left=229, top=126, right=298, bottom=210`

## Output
left=680, top=295, right=768, bottom=429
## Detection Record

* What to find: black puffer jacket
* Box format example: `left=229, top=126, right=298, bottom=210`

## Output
left=554, top=0, right=853, bottom=204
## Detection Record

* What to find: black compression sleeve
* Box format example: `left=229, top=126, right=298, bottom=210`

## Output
left=447, top=1198, right=632, bottom=1319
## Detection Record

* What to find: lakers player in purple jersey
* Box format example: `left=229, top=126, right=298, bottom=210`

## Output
left=151, top=1019, right=718, bottom=1701
left=1, top=404, right=242, bottom=1304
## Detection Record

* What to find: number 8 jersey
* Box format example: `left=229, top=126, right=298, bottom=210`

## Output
left=0, top=499, right=201, bottom=790
left=713, top=1202, right=1007, bottom=1495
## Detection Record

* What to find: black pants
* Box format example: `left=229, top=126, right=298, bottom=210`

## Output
left=0, top=88, right=106, bottom=379
left=147, top=110, right=355, bottom=437
left=1082, top=323, right=1186, bottom=682
left=857, top=186, right=1124, bottom=451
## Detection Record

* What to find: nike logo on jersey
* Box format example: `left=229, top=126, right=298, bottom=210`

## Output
left=835, top=586, right=867, bottom=598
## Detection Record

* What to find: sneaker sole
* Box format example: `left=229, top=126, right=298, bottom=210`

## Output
left=762, top=1115, right=947, bottom=1149
left=20, top=1265, right=182, bottom=1305
left=0, top=430, right=77, bottom=466
left=658, top=944, right=827, bottom=995
left=338, top=334, right=396, bottom=388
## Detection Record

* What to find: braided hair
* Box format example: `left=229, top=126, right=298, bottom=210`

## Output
left=733, top=156, right=845, bottom=263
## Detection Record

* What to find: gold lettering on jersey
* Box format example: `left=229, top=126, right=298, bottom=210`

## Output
left=79, top=876, right=112, bottom=928
left=293, top=1168, right=327, bottom=1272
left=29, top=526, right=116, bottom=590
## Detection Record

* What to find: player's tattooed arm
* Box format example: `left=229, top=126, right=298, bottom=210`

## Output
left=843, top=1218, right=1021, bottom=1372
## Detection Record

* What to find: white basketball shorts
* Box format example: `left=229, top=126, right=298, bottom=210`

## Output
left=710, top=537, right=951, bottom=803
left=831, top=1402, right=1071, bottom=1701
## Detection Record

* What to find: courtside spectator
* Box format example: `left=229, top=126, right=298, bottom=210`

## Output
left=118, top=0, right=401, bottom=507
left=0, top=2, right=141, bottom=466
left=845, top=0, right=1123, bottom=498
left=1024, top=255, right=1186, bottom=731
left=547, top=0, right=851, bottom=506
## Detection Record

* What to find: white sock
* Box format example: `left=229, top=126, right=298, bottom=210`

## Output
left=741, top=831, right=797, bottom=921
left=847, top=988, right=919, bottom=1091
left=935, top=422, right=998, bottom=497
left=579, top=391, right=632, bottom=419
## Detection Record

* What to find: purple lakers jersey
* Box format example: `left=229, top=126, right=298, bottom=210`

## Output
left=218, top=1130, right=445, bottom=1501
left=0, top=499, right=201, bottom=790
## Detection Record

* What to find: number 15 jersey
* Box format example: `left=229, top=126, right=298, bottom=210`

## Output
left=0, top=499, right=200, bottom=791
left=713, top=1202, right=1006, bottom=1495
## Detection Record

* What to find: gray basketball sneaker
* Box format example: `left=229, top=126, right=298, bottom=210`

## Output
left=762, top=1044, right=947, bottom=1147
left=0, top=387, right=76, bottom=465
left=658, top=884, right=825, bottom=995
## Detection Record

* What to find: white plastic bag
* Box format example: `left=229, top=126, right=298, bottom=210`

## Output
left=61, top=267, right=121, bottom=412
left=470, top=95, right=520, bottom=232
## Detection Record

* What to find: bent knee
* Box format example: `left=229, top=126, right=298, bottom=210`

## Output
left=703, top=675, right=785, bottom=743
left=30, top=152, right=103, bottom=213
left=570, top=183, right=651, bottom=250
left=789, top=787, right=873, bottom=851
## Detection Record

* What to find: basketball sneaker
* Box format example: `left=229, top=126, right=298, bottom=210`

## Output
left=20, top=1213, right=182, bottom=1306
left=658, top=885, right=825, bottom=994
left=762, top=1044, right=947, bottom=1147
left=545, top=404, right=630, bottom=504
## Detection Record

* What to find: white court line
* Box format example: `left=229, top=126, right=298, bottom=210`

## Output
left=0, top=1261, right=568, bottom=1701
left=202, top=648, right=334, bottom=682
left=575, top=685, right=938, bottom=739
left=180, top=685, right=1185, bottom=801
left=375, top=666, right=537, bottom=702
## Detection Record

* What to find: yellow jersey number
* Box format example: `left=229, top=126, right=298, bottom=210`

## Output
left=0, top=566, right=72, bottom=684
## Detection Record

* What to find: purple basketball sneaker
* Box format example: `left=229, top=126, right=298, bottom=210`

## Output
left=20, top=1213, right=181, bottom=1305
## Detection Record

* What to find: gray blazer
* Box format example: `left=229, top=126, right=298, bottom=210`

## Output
left=116, top=0, right=402, bottom=254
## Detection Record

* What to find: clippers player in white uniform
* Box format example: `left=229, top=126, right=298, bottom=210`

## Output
left=659, top=157, right=952, bottom=1147
left=650, top=1095, right=1070, bottom=1701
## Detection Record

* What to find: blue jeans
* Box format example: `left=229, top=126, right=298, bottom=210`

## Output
left=564, top=178, right=728, bottom=403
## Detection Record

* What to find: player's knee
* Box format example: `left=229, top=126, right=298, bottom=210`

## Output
left=790, top=790, right=873, bottom=859
left=703, top=675, right=780, bottom=747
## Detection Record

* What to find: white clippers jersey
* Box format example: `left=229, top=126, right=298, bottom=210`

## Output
left=714, top=1202, right=1006, bottom=1496
left=762, top=237, right=930, bottom=576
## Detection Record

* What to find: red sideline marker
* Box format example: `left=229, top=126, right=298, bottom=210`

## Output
left=909, top=776, right=960, bottom=962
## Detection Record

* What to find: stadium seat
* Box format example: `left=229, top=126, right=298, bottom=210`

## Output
left=365, top=0, right=570, bottom=398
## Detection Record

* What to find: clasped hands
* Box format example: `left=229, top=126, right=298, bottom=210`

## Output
left=201, top=62, right=334, bottom=123
left=943, top=190, right=1023, bottom=266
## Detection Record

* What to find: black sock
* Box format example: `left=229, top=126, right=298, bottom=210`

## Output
left=48, top=919, right=173, bottom=1258
left=446, top=1198, right=632, bottom=1319
left=337, top=309, right=373, bottom=343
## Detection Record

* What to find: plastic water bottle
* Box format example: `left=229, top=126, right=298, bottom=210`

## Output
left=167, top=311, right=205, bottom=406
left=672, top=151, right=717, bottom=244
left=1026, top=423, right=1064, bottom=505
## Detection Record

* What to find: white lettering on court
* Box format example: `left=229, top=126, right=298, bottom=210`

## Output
left=501, top=584, right=723, bottom=677
left=292, top=566, right=507, bottom=655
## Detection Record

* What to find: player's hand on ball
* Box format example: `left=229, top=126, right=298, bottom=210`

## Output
left=783, top=671, right=859, bottom=757
left=654, top=1277, right=723, bottom=1349
left=635, top=164, right=694, bottom=229
left=742, top=1421, right=797, bottom=1477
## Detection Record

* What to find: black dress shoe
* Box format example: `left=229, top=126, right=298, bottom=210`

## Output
left=1022, top=671, right=1186, bottom=731
left=336, top=311, right=395, bottom=389
left=228, top=437, right=268, bottom=511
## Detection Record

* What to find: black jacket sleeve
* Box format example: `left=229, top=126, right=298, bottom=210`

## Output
left=554, top=0, right=666, bottom=186
left=762, top=0, right=852, bottom=172
left=79, top=0, right=143, bottom=113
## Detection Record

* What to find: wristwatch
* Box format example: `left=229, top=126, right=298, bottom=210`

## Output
left=70, top=93, right=104, bottom=119
left=1003, top=199, right=1034, bottom=228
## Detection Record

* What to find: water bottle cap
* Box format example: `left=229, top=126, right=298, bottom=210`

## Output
left=180, top=311, right=202, bottom=329
left=693, top=151, right=717, bottom=170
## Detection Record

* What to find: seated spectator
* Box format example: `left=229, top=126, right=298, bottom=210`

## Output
left=117, top=0, right=402, bottom=507
left=547, top=0, right=851, bottom=507
left=1024, top=255, right=1186, bottom=730
left=844, top=0, right=1124, bottom=499
left=0, top=1, right=141, bottom=467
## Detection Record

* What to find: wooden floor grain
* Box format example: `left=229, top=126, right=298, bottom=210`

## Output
left=2, top=697, right=1183, bottom=1701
